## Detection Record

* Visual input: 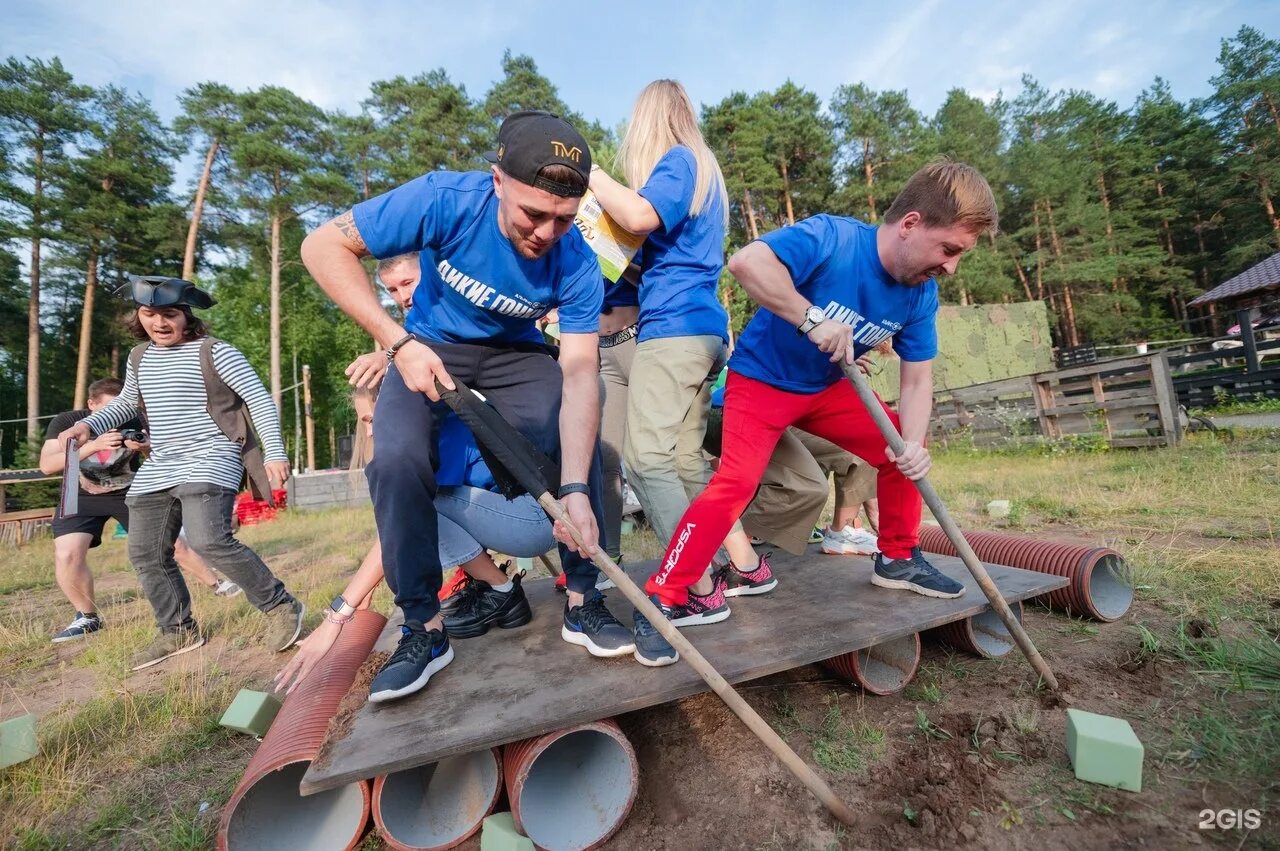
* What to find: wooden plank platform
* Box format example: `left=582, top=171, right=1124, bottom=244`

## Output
left=301, top=549, right=1066, bottom=794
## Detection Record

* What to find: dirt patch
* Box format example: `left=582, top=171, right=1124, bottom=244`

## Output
left=310, top=650, right=388, bottom=771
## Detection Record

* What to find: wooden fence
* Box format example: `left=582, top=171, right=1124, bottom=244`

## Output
left=931, top=353, right=1181, bottom=448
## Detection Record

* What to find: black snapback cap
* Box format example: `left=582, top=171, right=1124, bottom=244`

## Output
left=484, top=110, right=592, bottom=198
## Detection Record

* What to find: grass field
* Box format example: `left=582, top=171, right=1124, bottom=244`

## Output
left=1, top=432, right=1277, bottom=849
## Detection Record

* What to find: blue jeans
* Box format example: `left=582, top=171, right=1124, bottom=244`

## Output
left=367, top=343, right=606, bottom=622
left=436, top=486, right=556, bottom=568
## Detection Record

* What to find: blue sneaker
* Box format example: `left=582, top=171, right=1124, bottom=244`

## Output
left=632, top=598, right=679, bottom=667
left=368, top=621, right=454, bottom=704
left=52, top=611, right=102, bottom=643
left=872, top=548, right=965, bottom=599
left=561, top=591, right=635, bottom=658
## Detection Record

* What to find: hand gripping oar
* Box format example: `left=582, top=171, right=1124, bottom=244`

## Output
left=839, top=361, right=1060, bottom=691
left=435, top=379, right=859, bottom=826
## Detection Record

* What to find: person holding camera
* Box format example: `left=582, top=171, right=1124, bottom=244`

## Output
left=39, top=378, right=147, bottom=642
left=59, top=277, right=304, bottom=670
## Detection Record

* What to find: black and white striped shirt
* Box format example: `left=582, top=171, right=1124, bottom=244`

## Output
left=83, top=339, right=288, bottom=495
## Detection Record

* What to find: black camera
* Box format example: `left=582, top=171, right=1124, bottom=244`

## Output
left=118, top=428, right=148, bottom=443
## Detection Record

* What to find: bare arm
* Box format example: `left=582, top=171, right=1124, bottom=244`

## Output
left=301, top=212, right=403, bottom=348
left=727, top=241, right=810, bottom=327
left=728, top=241, right=855, bottom=364
left=301, top=211, right=455, bottom=401
left=275, top=540, right=386, bottom=694
left=588, top=169, right=661, bottom=235
left=887, top=359, right=934, bottom=480
left=553, top=331, right=601, bottom=554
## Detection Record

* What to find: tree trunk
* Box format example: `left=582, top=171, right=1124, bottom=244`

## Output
left=1257, top=171, right=1280, bottom=248
left=1009, top=249, right=1034, bottom=301
left=26, top=137, right=45, bottom=442
left=73, top=245, right=99, bottom=408
left=720, top=287, right=735, bottom=351
left=742, top=188, right=760, bottom=240
left=270, top=210, right=283, bottom=413
left=111, top=338, right=120, bottom=379
left=779, top=156, right=795, bottom=226
left=182, top=138, right=219, bottom=280
left=1032, top=201, right=1046, bottom=299
left=862, top=139, right=877, bottom=222
left=1193, top=208, right=1210, bottom=288
left=1044, top=198, right=1065, bottom=264
left=1061, top=282, right=1080, bottom=347
left=1263, top=92, right=1280, bottom=142
left=1154, top=165, right=1177, bottom=258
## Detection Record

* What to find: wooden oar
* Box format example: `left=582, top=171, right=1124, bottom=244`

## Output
left=839, top=360, right=1060, bottom=691
left=436, top=378, right=860, bottom=826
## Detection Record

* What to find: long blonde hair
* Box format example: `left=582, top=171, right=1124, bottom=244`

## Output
left=617, top=80, right=729, bottom=227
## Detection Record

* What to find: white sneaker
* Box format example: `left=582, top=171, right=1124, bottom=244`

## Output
left=821, top=525, right=880, bottom=555
left=214, top=579, right=243, bottom=597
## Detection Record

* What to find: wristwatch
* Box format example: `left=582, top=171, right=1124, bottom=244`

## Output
left=558, top=482, right=590, bottom=499
left=797, top=305, right=826, bottom=335
left=329, top=595, right=356, bottom=617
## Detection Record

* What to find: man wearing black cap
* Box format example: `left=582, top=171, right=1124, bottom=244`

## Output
left=59, top=276, right=305, bottom=670
left=302, top=111, right=634, bottom=703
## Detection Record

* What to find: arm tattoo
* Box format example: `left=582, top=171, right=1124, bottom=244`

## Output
left=332, top=210, right=369, bottom=255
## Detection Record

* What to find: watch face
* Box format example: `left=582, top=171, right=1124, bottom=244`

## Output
left=807, top=306, right=826, bottom=324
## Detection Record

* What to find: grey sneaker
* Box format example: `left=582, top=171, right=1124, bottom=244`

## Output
left=265, top=597, right=305, bottom=651
left=872, top=548, right=964, bottom=599
left=130, top=628, right=206, bottom=671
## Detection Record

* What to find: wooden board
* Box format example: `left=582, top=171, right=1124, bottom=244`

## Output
left=300, top=549, right=1066, bottom=794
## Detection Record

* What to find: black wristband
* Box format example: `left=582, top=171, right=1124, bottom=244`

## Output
left=557, top=482, right=590, bottom=499
left=385, top=332, right=416, bottom=362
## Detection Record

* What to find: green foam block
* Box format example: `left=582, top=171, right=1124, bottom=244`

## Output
left=481, top=812, right=534, bottom=851
left=219, top=690, right=282, bottom=737
left=0, top=713, right=38, bottom=769
left=1066, top=708, right=1143, bottom=792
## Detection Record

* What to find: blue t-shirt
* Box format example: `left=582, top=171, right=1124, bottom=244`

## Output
left=602, top=275, right=639, bottom=311
left=634, top=146, right=729, bottom=343
left=435, top=412, right=496, bottom=491
left=729, top=215, right=938, bottom=394
left=353, top=171, right=603, bottom=345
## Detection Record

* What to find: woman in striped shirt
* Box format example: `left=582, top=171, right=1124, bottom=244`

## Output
left=59, top=278, right=305, bottom=671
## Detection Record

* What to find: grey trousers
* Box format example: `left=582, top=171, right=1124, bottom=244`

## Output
left=599, top=334, right=637, bottom=560
left=126, top=483, right=292, bottom=632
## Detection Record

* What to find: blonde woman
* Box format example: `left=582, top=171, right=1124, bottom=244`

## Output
left=589, top=80, right=771, bottom=635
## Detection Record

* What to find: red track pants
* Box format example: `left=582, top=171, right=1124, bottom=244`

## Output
left=646, top=370, right=923, bottom=606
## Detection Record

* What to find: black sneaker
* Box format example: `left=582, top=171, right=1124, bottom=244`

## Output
left=443, top=575, right=532, bottom=639
left=632, top=600, right=679, bottom=667
left=872, top=548, right=965, bottom=599
left=721, top=552, right=778, bottom=598
left=666, top=573, right=731, bottom=627
left=561, top=591, right=635, bottom=658
left=438, top=572, right=484, bottom=618
left=53, top=611, right=102, bottom=643
left=368, top=622, right=454, bottom=704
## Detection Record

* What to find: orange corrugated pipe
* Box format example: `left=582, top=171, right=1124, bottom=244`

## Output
left=372, top=747, right=503, bottom=851
left=218, top=609, right=387, bottom=851
left=930, top=600, right=1025, bottom=659
left=503, top=718, right=638, bottom=851
left=918, top=526, right=1133, bottom=622
left=820, top=633, right=921, bottom=695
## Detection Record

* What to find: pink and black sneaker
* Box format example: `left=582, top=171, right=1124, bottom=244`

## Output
left=721, top=552, right=777, bottom=598
left=666, top=572, right=731, bottom=627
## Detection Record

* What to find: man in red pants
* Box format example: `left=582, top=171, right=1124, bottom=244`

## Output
left=630, top=159, right=999, bottom=667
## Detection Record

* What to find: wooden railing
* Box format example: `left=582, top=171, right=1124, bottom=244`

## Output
left=931, top=353, right=1181, bottom=448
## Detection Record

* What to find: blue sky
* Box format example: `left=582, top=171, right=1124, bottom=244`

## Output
left=7, top=1, right=1278, bottom=138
